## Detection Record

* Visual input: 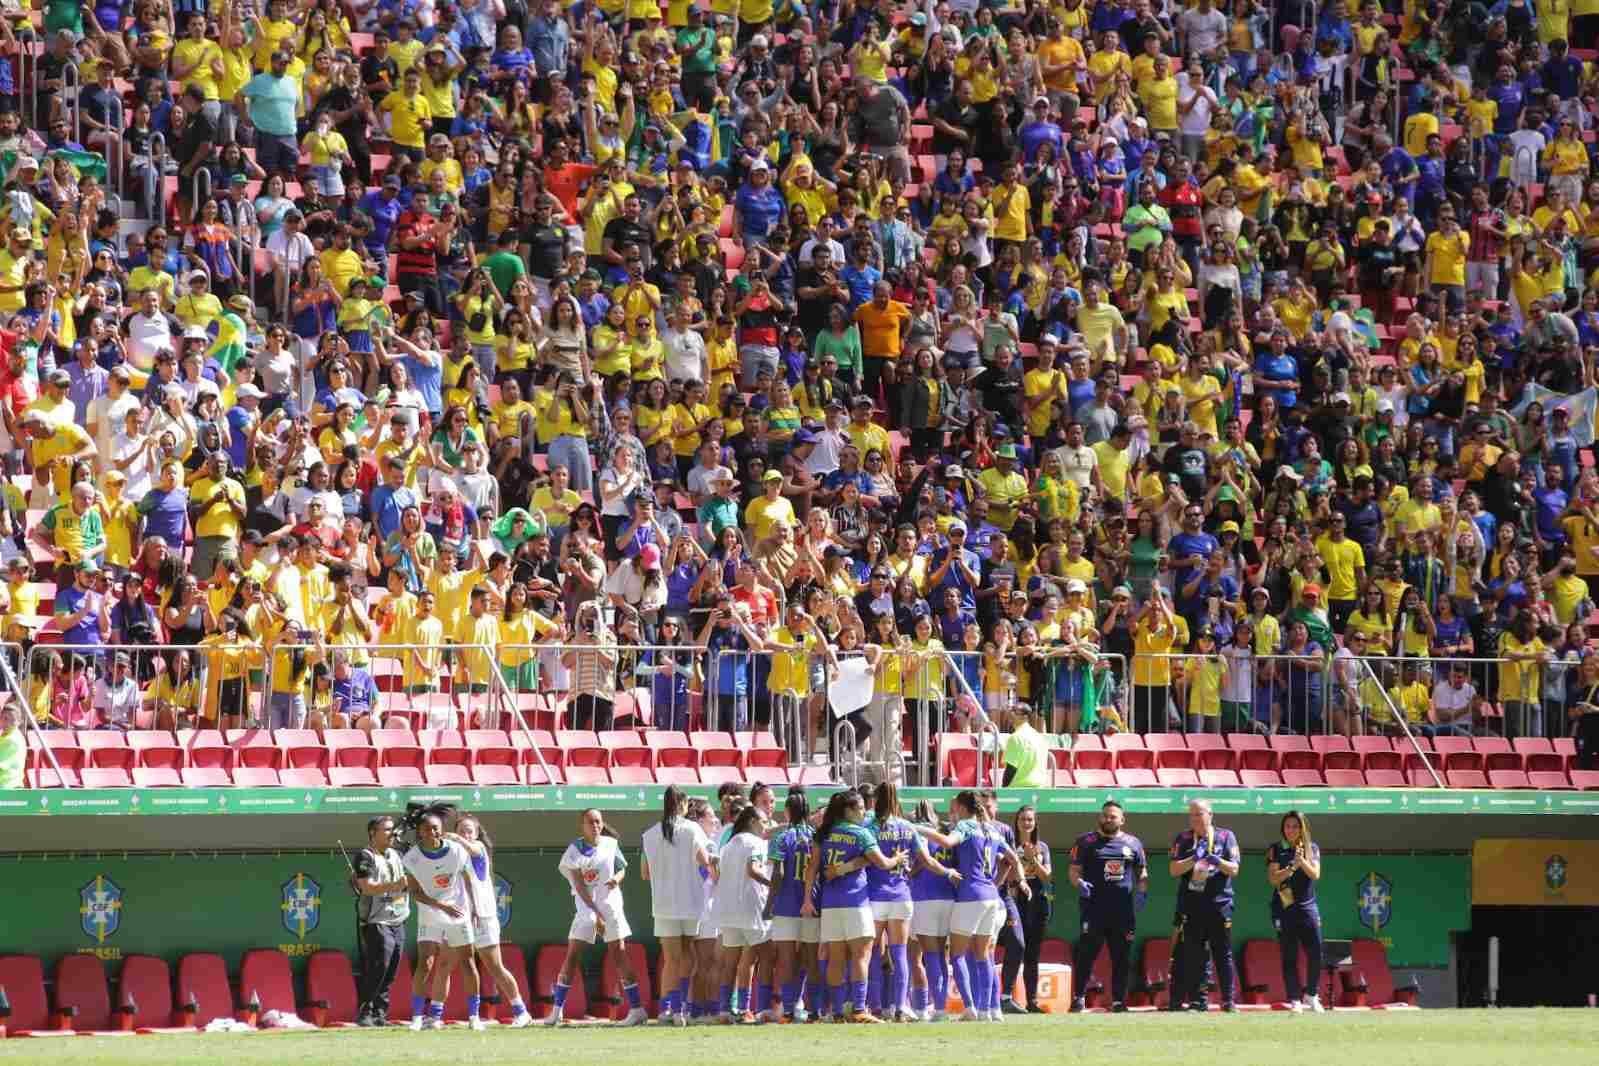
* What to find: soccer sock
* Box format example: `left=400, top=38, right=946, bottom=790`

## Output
left=781, top=980, right=798, bottom=1016
left=989, top=955, right=1001, bottom=1009
left=676, top=979, right=690, bottom=1015
left=754, top=981, right=770, bottom=1017
left=551, top=982, right=569, bottom=1013
left=911, top=981, right=927, bottom=1013
left=928, top=949, right=946, bottom=1012
left=831, top=979, right=847, bottom=1015
left=952, top=953, right=974, bottom=1011
left=689, top=997, right=704, bottom=1019
left=428, top=1000, right=445, bottom=1020
left=510, top=997, right=528, bottom=1017
left=850, top=979, right=867, bottom=1014
left=887, top=944, right=909, bottom=1015
left=969, top=954, right=991, bottom=1011
left=411, top=994, right=425, bottom=1019
left=467, top=995, right=480, bottom=1020
left=624, top=982, right=641, bottom=1010
left=719, top=983, right=733, bottom=1015
left=867, top=945, right=883, bottom=1010
left=816, top=961, right=829, bottom=1013
left=806, top=969, right=824, bottom=1014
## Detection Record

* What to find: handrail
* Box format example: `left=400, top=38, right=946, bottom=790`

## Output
left=149, top=132, right=167, bottom=231
left=2, top=643, right=69, bottom=787
left=191, top=167, right=213, bottom=221
left=62, top=60, right=81, bottom=148
left=488, top=659, right=556, bottom=785
left=1355, top=656, right=1444, bottom=789
left=974, top=716, right=1002, bottom=789
left=832, top=718, right=858, bottom=787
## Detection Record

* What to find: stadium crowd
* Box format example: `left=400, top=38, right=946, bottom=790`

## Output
left=2, top=0, right=1599, bottom=788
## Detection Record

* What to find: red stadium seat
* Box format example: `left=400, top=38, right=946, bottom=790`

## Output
left=0, top=955, right=72, bottom=1036
left=1113, top=768, right=1157, bottom=787
left=305, top=950, right=359, bottom=1026
left=1155, top=747, right=1198, bottom=770
left=1198, top=769, right=1241, bottom=787
left=565, top=766, right=610, bottom=785
left=600, top=730, right=650, bottom=767
left=1239, top=769, right=1283, bottom=787
left=1240, top=939, right=1288, bottom=1005
left=472, top=764, right=522, bottom=785
left=1050, top=768, right=1076, bottom=787
left=1445, top=770, right=1488, bottom=789
left=1155, top=768, right=1200, bottom=787
left=563, top=744, right=610, bottom=770
left=424, top=765, right=472, bottom=785
left=1363, top=769, right=1406, bottom=787
left=1527, top=771, right=1572, bottom=790
left=81, top=768, right=134, bottom=788
left=1071, top=734, right=1107, bottom=751
left=524, top=763, right=560, bottom=785
left=1279, top=749, right=1321, bottom=773
left=1321, top=749, right=1362, bottom=771
left=1139, top=938, right=1175, bottom=1008
left=600, top=942, right=655, bottom=1019
left=1363, top=749, right=1403, bottom=773
left=1513, top=738, right=1560, bottom=773
left=1351, top=735, right=1393, bottom=763
left=1105, top=733, right=1146, bottom=754
left=442, top=956, right=485, bottom=1021
left=119, top=955, right=191, bottom=1033
left=1309, top=735, right=1351, bottom=757
left=532, top=945, right=587, bottom=1019
left=945, top=748, right=997, bottom=787
left=128, top=730, right=183, bottom=769
left=609, top=766, right=654, bottom=785
left=645, top=731, right=696, bottom=770
left=1323, top=769, right=1367, bottom=787
left=279, top=767, right=329, bottom=787
left=1069, top=748, right=1114, bottom=771
left=369, top=727, right=415, bottom=749
left=1487, top=770, right=1532, bottom=790
left=52, top=954, right=123, bottom=1033
left=131, top=767, right=182, bottom=787
left=180, top=768, right=231, bottom=787
left=238, top=949, right=296, bottom=1017
left=176, top=953, right=235, bottom=1026
left=374, top=767, right=422, bottom=786
left=654, top=766, right=701, bottom=785
left=1188, top=735, right=1235, bottom=770
left=1143, top=733, right=1188, bottom=755
left=379, top=745, right=427, bottom=770
left=1072, top=768, right=1115, bottom=788
left=86, top=744, right=138, bottom=771
left=417, top=728, right=464, bottom=750
left=28, top=768, right=82, bottom=788
left=1279, top=769, right=1325, bottom=787
left=232, top=768, right=281, bottom=787
left=1407, top=769, right=1442, bottom=787
left=1268, top=735, right=1311, bottom=753
left=229, top=728, right=284, bottom=770
left=1340, top=939, right=1418, bottom=1007
left=1474, top=736, right=1517, bottom=771
left=1113, top=747, right=1155, bottom=771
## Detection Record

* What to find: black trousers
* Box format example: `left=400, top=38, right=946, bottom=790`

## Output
left=1000, top=892, right=1049, bottom=1005
left=1276, top=905, right=1324, bottom=1002
left=1177, top=906, right=1236, bottom=1006
left=1073, top=914, right=1134, bottom=1005
left=356, top=921, right=404, bottom=1019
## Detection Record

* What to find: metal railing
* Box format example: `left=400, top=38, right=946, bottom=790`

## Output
left=1132, top=651, right=1332, bottom=735
left=150, top=132, right=167, bottom=230
left=62, top=60, right=81, bottom=147
left=1342, top=653, right=1561, bottom=742
left=1352, top=657, right=1443, bottom=789
left=2, top=640, right=70, bottom=786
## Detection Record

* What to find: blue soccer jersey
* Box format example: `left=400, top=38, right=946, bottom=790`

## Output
left=819, top=821, right=877, bottom=909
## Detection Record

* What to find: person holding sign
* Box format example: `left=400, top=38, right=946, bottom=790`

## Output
left=1168, top=798, right=1241, bottom=1012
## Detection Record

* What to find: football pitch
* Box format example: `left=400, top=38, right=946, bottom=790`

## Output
left=0, top=1010, right=1587, bottom=1066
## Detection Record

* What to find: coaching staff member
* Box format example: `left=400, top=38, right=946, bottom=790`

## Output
left=352, top=815, right=410, bottom=1026
left=1068, top=800, right=1147, bottom=1012
left=1169, top=798, right=1240, bottom=1012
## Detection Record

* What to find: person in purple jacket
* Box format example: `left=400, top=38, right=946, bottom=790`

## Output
left=1069, top=799, right=1148, bottom=1013
left=914, top=790, right=1022, bottom=1023
left=1169, top=798, right=1242, bottom=1012
left=803, top=790, right=907, bottom=1023
left=769, top=790, right=821, bottom=1023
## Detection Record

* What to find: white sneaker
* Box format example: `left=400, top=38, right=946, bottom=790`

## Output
left=958, top=1008, right=982, bottom=1022
left=544, top=1010, right=563, bottom=1028
left=420, top=1015, right=441, bottom=1031
left=469, top=1016, right=489, bottom=1031
left=408, top=1015, right=425, bottom=1031
left=1307, top=995, right=1326, bottom=1013
left=673, top=1012, right=688, bottom=1028
left=988, top=1008, right=1004, bottom=1023
left=903, top=1008, right=923, bottom=1023
left=621, top=1007, right=648, bottom=1027
left=930, top=1009, right=947, bottom=1023
left=508, top=1012, right=534, bottom=1028
left=1288, top=1000, right=1304, bottom=1014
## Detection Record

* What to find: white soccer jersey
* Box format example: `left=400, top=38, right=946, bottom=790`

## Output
left=462, top=848, right=497, bottom=924
left=711, top=831, right=770, bottom=931
left=403, top=840, right=472, bottom=923
left=640, top=817, right=712, bottom=922
left=558, top=835, right=628, bottom=911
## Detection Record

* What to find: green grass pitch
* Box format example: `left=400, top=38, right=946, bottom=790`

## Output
left=0, top=1010, right=1589, bottom=1066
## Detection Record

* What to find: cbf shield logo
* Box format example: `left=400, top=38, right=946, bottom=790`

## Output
left=1545, top=855, right=1568, bottom=893
left=281, top=873, right=322, bottom=940
left=1358, top=872, right=1392, bottom=933
left=80, top=875, right=123, bottom=943
left=494, top=874, right=513, bottom=927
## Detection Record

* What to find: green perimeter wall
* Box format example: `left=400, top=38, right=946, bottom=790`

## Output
left=7, top=850, right=1464, bottom=985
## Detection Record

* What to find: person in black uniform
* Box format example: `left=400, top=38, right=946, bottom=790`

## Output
left=1068, top=799, right=1148, bottom=1012
left=349, top=815, right=411, bottom=1026
left=1169, top=798, right=1242, bottom=1012
left=1267, top=809, right=1326, bottom=1012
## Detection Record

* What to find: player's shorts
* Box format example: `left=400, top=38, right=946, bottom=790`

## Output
left=720, top=924, right=768, bottom=949
left=654, top=917, right=701, bottom=939
left=871, top=900, right=913, bottom=922
left=819, top=904, right=874, bottom=942
left=910, top=898, right=954, bottom=939
left=569, top=900, right=631, bottom=944
left=769, top=915, right=821, bottom=943
left=697, top=911, right=721, bottom=941
left=472, top=916, right=502, bottom=950
left=418, top=916, right=474, bottom=948
left=951, top=898, right=1006, bottom=938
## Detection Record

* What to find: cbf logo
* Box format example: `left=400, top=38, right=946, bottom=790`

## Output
left=494, top=875, right=513, bottom=927
left=1545, top=855, right=1568, bottom=893
left=80, top=875, right=123, bottom=943
left=1358, top=872, right=1392, bottom=933
left=281, top=873, right=322, bottom=940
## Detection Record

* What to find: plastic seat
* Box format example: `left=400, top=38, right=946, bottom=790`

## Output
left=231, top=767, right=281, bottom=787
left=53, top=954, right=120, bottom=1032
left=183, top=730, right=231, bottom=770
left=1487, top=770, right=1532, bottom=790
left=1067, top=768, right=1112, bottom=788
left=1113, top=747, right=1155, bottom=771
left=1321, top=749, right=1362, bottom=771
left=0, top=955, right=71, bottom=1036
left=1139, top=937, right=1175, bottom=1008
left=1279, top=769, right=1325, bottom=787
left=698, top=765, right=746, bottom=786
left=175, top=953, right=234, bottom=1026
left=1239, top=769, right=1283, bottom=787
left=28, top=767, right=82, bottom=787
left=654, top=766, right=700, bottom=785
left=1241, top=939, right=1288, bottom=1005
left=1050, top=768, right=1075, bottom=787
left=1309, top=735, right=1352, bottom=757
left=1113, top=768, right=1157, bottom=787
left=1364, top=769, right=1406, bottom=787
left=1197, top=769, right=1241, bottom=787
left=1323, top=769, right=1367, bottom=787
left=1407, top=769, right=1443, bottom=787
left=532, top=945, right=587, bottom=1019
left=417, top=728, right=465, bottom=750
left=1572, top=771, right=1599, bottom=790
left=1143, top=733, right=1187, bottom=754
left=305, top=950, right=359, bottom=1026
left=373, top=766, right=421, bottom=786
left=1526, top=771, right=1572, bottom=790
left=1105, top=733, right=1147, bottom=754
left=131, top=767, right=182, bottom=787
left=238, top=949, right=296, bottom=1016
left=424, top=764, right=472, bottom=785
left=81, top=768, right=134, bottom=788
left=280, top=767, right=330, bottom=787
left=179, top=767, right=231, bottom=787
left=1446, top=770, right=1489, bottom=789
left=599, top=730, right=650, bottom=767
left=565, top=766, right=610, bottom=785
left=1238, top=747, right=1280, bottom=773
left=379, top=744, right=426, bottom=770
left=644, top=731, right=696, bottom=769
left=1363, top=749, right=1403, bottom=773
left=609, top=766, right=654, bottom=785
left=471, top=764, right=521, bottom=785
left=88, top=746, right=138, bottom=771
left=119, top=955, right=189, bottom=1032
left=1341, top=939, right=1419, bottom=1006
left=563, top=744, right=610, bottom=770
left=1279, top=749, right=1322, bottom=773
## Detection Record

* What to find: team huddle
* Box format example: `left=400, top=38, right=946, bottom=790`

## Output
left=352, top=788, right=1324, bottom=1028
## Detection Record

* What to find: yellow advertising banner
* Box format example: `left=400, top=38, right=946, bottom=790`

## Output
left=1472, top=840, right=1599, bottom=906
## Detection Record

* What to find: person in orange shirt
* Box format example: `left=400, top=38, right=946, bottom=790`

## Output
left=853, top=280, right=910, bottom=407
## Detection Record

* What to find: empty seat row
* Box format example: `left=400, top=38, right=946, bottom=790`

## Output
left=1048, top=768, right=1599, bottom=790
left=26, top=764, right=831, bottom=790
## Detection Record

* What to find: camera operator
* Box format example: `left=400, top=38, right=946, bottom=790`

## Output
left=562, top=601, right=619, bottom=731
left=351, top=815, right=410, bottom=1027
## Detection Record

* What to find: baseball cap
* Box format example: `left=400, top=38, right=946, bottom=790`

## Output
left=235, top=384, right=266, bottom=400
left=948, top=519, right=967, bottom=535
left=1066, top=578, right=1088, bottom=594
left=793, top=428, right=817, bottom=445
left=996, top=444, right=1018, bottom=459
left=944, top=464, right=964, bottom=478
left=383, top=174, right=402, bottom=188
left=638, top=544, right=661, bottom=570
left=1219, top=520, right=1241, bottom=534
left=763, top=469, right=782, bottom=482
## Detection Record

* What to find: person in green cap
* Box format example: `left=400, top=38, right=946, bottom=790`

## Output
left=978, top=442, right=1028, bottom=533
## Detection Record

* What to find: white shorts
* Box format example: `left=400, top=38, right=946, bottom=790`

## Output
left=472, top=916, right=502, bottom=950
left=655, top=917, right=701, bottom=939
left=418, top=917, right=474, bottom=948
left=768, top=915, right=821, bottom=944
left=871, top=900, right=913, bottom=922
left=697, top=914, right=721, bottom=942
left=910, top=899, right=954, bottom=939
left=819, top=905, right=874, bottom=943
left=720, top=925, right=768, bottom=949
left=569, top=901, right=631, bottom=944
left=951, top=898, right=1006, bottom=938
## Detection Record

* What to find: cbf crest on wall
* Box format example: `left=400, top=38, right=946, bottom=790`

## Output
left=80, top=875, right=123, bottom=943
left=281, top=873, right=322, bottom=939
